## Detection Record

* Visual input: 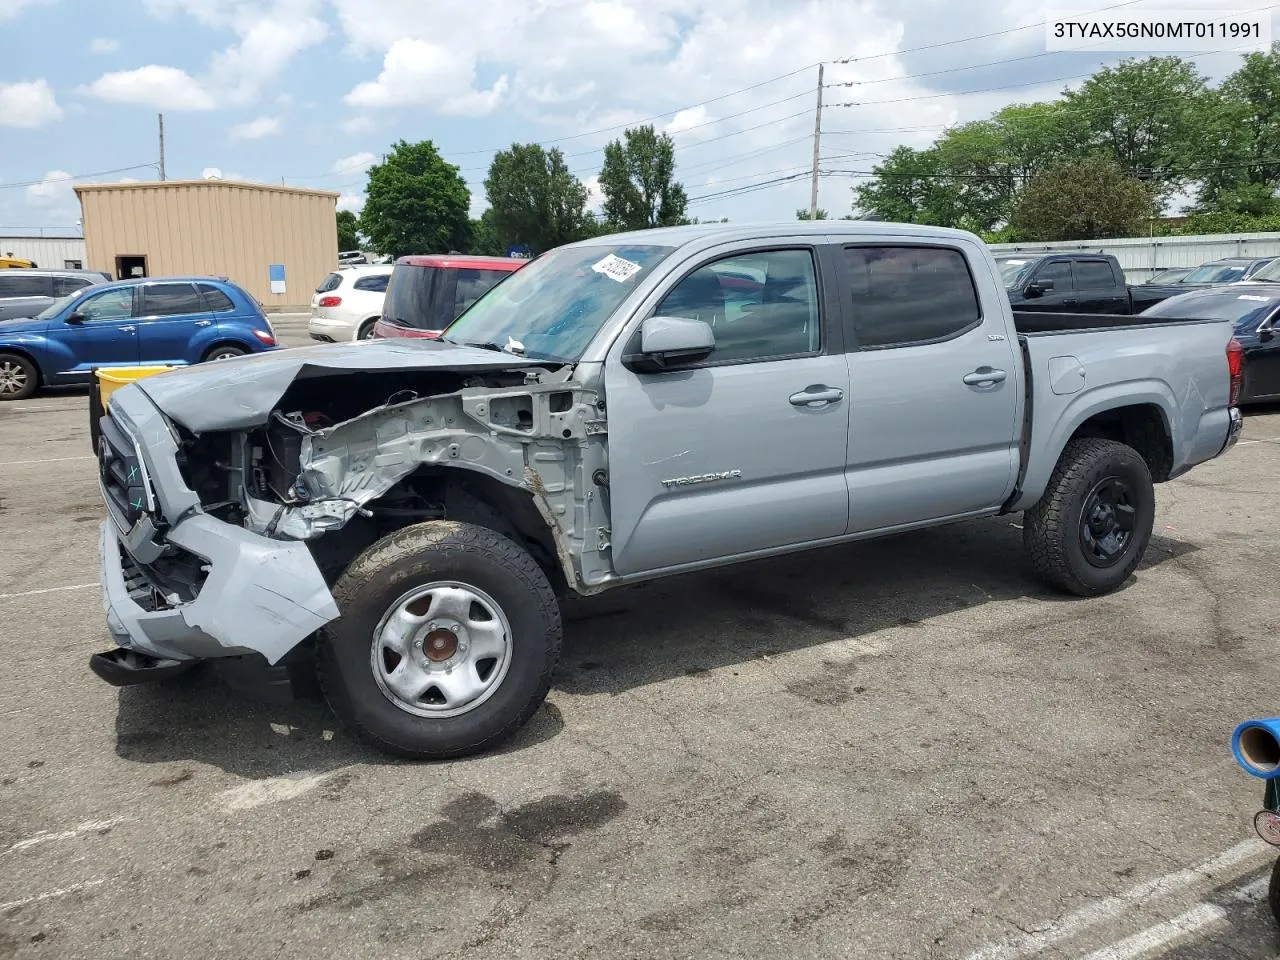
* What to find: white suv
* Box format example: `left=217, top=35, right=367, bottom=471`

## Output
left=309, top=265, right=393, bottom=341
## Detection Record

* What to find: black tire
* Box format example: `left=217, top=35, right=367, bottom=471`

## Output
left=317, top=520, right=561, bottom=760
left=203, top=344, right=246, bottom=362
left=356, top=319, right=377, bottom=340
left=1023, top=437, right=1155, bottom=596
left=0, top=351, right=38, bottom=401
left=1269, top=856, right=1280, bottom=928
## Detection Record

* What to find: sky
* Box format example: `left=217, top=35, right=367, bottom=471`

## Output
left=0, top=0, right=1273, bottom=233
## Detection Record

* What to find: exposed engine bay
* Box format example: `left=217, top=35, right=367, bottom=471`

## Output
left=168, top=363, right=616, bottom=594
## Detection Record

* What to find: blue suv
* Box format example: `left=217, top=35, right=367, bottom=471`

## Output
left=0, top=276, right=278, bottom=400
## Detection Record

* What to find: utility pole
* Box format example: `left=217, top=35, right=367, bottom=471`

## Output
left=809, top=63, right=823, bottom=220
left=158, top=113, right=166, bottom=181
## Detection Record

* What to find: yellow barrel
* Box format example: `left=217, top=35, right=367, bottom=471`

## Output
left=95, top=366, right=174, bottom=405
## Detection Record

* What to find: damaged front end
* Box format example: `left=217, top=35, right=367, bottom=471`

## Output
left=95, top=341, right=615, bottom=679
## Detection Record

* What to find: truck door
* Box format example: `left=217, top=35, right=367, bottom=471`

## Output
left=837, top=242, right=1020, bottom=532
left=602, top=243, right=850, bottom=577
left=1074, top=258, right=1128, bottom=314
left=1019, top=258, right=1074, bottom=312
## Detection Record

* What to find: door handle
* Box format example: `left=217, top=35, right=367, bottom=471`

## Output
left=195, top=319, right=212, bottom=327
left=789, top=386, right=844, bottom=407
left=963, top=368, right=1007, bottom=386
left=1062, top=299, right=1077, bottom=306
left=118, top=325, right=136, bottom=333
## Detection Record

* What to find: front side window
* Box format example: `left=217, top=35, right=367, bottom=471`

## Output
left=74, top=287, right=135, bottom=322
left=1036, top=260, right=1074, bottom=291
left=141, top=283, right=204, bottom=317
left=655, top=249, right=820, bottom=363
left=843, top=245, right=981, bottom=349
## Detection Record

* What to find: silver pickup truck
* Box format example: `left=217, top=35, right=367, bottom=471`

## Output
left=92, top=222, right=1243, bottom=759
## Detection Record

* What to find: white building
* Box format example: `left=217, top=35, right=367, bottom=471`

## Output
left=0, top=233, right=89, bottom=269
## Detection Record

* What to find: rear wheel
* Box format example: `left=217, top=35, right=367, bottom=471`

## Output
left=356, top=319, right=377, bottom=340
left=203, top=344, right=246, bottom=362
left=317, top=521, right=561, bottom=759
left=1023, top=437, right=1155, bottom=596
left=0, top=352, right=37, bottom=401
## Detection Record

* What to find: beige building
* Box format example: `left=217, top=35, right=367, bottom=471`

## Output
left=74, top=180, right=339, bottom=310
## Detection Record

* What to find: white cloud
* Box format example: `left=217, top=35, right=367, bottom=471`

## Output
left=0, top=79, right=62, bottom=128
left=332, top=151, right=375, bottom=174
left=666, top=106, right=711, bottom=136
left=276, top=92, right=293, bottom=106
left=341, top=116, right=374, bottom=134
left=336, top=193, right=364, bottom=213
left=25, top=170, right=78, bottom=219
left=229, top=115, right=281, bottom=140
left=344, top=38, right=509, bottom=115
left=583, top=174, right=604, bottom=212
left=90, top=37, right=119, bottom=53
left=200, top=167, right=223, bottom=179
left=86, top=66, right=216, bottom=110
left=0, top=0, right=52, bottom=20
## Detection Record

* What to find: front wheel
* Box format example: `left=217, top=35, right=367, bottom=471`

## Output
left=356, top=319, right=377, bottom=341
left=1023, top=437, right=1155, bottom=596
left=317, top=521, right=562, bottom=759
left=0, top=352, right=37, bottom=401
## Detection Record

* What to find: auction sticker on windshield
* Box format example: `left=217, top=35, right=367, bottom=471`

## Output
left=592, top=253, right=643, bottom=283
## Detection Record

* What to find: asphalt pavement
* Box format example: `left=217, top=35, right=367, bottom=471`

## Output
left=2, top=324, right=1280, bottom=959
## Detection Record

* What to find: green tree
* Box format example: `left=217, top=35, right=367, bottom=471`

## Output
left=336, top=209, right=361, bottom=251
left=599, top=125, right=689, bottom=230
left=483, top=143, right=594, bottom=253
left=1194, top=44, right=1280, bottom=211
left=359, top=140, right=471, bottom=257
left=1011, top=160, right=1152, bottom=241
left=852, top=146, right=963, bottom=225
left=467, top=208, right=504, bottom=257
left=1060, top=56, right=1210, bottom=205
left=796, top=207, right=829, bottom=220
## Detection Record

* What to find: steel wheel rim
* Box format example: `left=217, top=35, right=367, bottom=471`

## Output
left=1079, top=475, right=1137, bottom=568
left=0, top=359, right=28, bottom=396
left=210, top=350, right=241, bottom=361
left=370, top=580, right=514, bottom=718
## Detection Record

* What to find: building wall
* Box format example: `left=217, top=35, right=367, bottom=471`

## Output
left=988, top=231, right=1280, bottom=283
left=75, top=180, right=338, bottom=308
left=0, top=236, right=88, bottom=268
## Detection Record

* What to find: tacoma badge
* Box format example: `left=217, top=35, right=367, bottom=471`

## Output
left=661, top=469, right=742, bottom=489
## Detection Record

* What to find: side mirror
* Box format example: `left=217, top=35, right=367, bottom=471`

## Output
left=65, top=312, right=86, bottom=325
left=622, top=316, right=715, bottom=373
left=1026, top=279, right=1054, bottom=297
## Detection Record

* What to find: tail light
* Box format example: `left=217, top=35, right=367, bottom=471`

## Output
left=1227, top=337, right=1244, bottom=406
left=319, top=295, right=342, bottom=307
left=252, top=328, right=276, bottom=346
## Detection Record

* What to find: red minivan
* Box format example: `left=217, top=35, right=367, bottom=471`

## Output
left=371, top=254, right=526, bottom=340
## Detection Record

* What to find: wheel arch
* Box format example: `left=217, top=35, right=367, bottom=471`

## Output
left=0, top=345, right=43, bottom=385
left=200, top=339, right=252, bottom=361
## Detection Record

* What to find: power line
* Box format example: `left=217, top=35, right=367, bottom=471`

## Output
left=0, top=163, right=159, bottom=191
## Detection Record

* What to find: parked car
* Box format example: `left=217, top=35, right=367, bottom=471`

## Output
left=0, top=255, right=37, bottom=269
left=337, top=250, right=368, bottom=265
left=994, top=252, right=1174, bottom=314
left=0, top=275, right=277, bottom=401
left=1236, top=257, right=1280, bottom=285
left=1143, top=266, right=1194, bottom=284
left=308, top=265, right=393, bottom=342
left=1140, top=287, right=1280, bottom=404
left=371, top=254, right=525, bottom=340
left=0, top=268, right=112, bottom=321
left=89, top=221, right=1242, bottom=760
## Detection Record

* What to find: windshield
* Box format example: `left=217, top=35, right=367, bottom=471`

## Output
left=443, top=243, right=676, bottom=362
left=34, top=287, right=86, bottom=320
left=994, top=257, right=1037, bottom=287
left=1145, top=268, right=1190, bottom=284
left=1180, top=262, right=1246, bottom=284
left=1143, top=291, right=1280, bottom=325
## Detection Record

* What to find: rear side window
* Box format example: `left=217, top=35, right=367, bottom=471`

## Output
left=317, top=272, right=343, bottom=293
left=141, top=282, right=204, bottom=317
left=453, top=268, right=512, bottom=316
left=353, top=274, right=390, bottom=293
left=1075, top=260, right=1115, bottom=288
left=197, top=283, right=236, bottom=312
left=842, top=246, right=981, bottom=349
left=0, top=275, right=49, bottom=297
left=53, top=276, right=93, bottom=296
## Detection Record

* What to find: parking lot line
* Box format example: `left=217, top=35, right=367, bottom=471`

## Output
left=4, top=818, right=127, bottom=855
left=0, top=455, right=95, bottom=466
left=0, top=583, right=97, bottom=601
left=1077, top=876, right=1268, bottom=960
left=962, top=839, right=1270, bottom=960
left=0, top=878, right=107, bottom=912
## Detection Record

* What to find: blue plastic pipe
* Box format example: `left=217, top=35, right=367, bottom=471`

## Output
left=1232, top=718, right=1280, bottom=778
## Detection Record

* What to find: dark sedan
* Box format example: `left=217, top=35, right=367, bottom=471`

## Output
left=1141, top=287, right=1280, bottom=404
